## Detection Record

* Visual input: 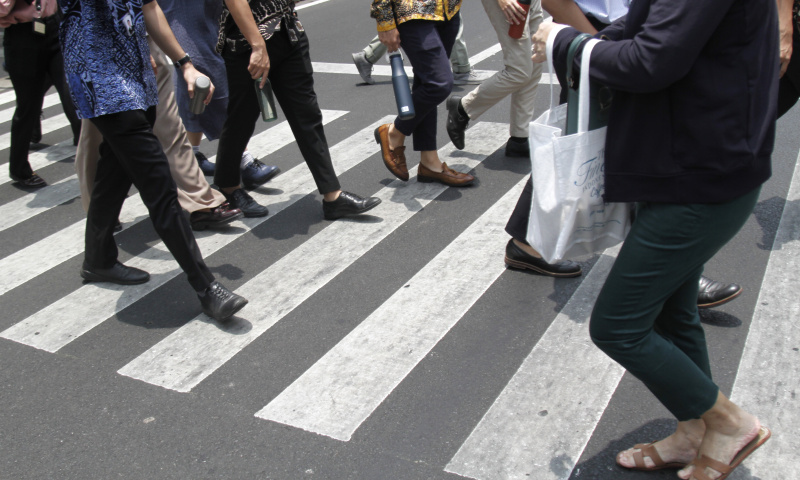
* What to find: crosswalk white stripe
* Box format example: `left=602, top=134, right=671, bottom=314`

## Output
left=0, top=176, right=80, bottom=233
left=0, top=92, right=61, bottom=125
left=311, top=63, right=557, bottom=85
left=730, top=153, right=800, bottom=478
left=0, top=113, right=70, bottom=150
left=118, top=121, right=509, bottom=393
left=0, top=141, right=76, bottom=187
left=0, top=111, right=345, bottom=297
left=445, top=246, right=624, bottom=480
left=256, top=172, right=524, bottom=441
left=0, top=89, right=20, bottom=107
left=0, top=112, right=380, bottom=353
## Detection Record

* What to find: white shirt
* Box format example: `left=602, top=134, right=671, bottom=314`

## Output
left=575, top=0, right=631, bottom=24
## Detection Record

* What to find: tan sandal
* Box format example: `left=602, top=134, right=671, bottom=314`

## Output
left=617, top=442, right=687, bottom=471
left=688, top=426, right=771, bottom=480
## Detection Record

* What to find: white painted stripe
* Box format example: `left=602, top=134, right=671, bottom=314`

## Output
left=0, top=141, right=76, bottom=187
left=730, top=153, right=800, bottom=477
left=0, top=92, right=61, bottom=124
left=0, top=112, right=344, bottom=297
left=118, top=121, right=508, bottom=393
left=295, top=0, right=329, bottom=9
left=0, top=89, right=20, bottom=107
left=0, top=113, right=70, bottom=151
left=310, top=62, right=557, bottom=84
left=468, top=43, right=503, bottom=65
left=445, top=246, right=625, bottom=480
left=256, top=173, right=524, bottom=441
left=0, top=111, right=376, bottom=354
left=0, top=176, right=80, bottom=233
left=0, top=195, right=148, bottom=297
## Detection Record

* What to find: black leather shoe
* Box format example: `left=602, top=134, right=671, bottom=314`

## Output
left=190, top=203, right=244, bottom=231
left=504, top=239, right=582, bottom=277
left=697, top=275, right=741, bottom=308
left=195, top=151, right=216, bottom=176
left=505, top=138, right=530, bottom=158
left=241, top=159, right=280, bottom=190
left=224, top=188, right=269, bottom=217
left=10, top=173, right=47, bottom=189
left=446, top=96, right=468, bottom=150
left=81, top=261, right=150, bottom=285
left=323, top=191, right=381, bottom=220
left=198, top=281, right=248, bottom=321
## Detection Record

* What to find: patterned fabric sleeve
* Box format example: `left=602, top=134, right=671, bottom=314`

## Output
left=370, top=0, right=397, bottom=32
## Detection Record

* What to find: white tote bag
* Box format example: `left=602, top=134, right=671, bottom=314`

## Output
left=526, top=31, right=631, bottom=264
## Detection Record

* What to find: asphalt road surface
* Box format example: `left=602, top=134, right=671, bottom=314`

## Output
left=1, top=1, right=798, bottom=478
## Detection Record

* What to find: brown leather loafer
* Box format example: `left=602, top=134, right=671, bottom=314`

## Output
left=374, top=124, right=409, bottom=181
left=417, top=162, right=475, bottom=187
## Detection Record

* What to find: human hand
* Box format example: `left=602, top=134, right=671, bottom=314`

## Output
left=779, top=27, right=792, bottom=77
left=379, top=28, right=401, bottom=52
left=531, top=21, right=554, bottom=63
left=150, top=55, right=158, bottom=75
left=496, top=0, right=527, bottom=25
left=249, top=44, right=271, bottom=88
left=183, top=65, right=216, bottom=105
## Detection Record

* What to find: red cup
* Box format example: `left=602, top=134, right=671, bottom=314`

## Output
left=508, top=0, right=532, bottom=39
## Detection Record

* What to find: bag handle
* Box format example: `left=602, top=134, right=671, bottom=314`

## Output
left=544, top=22, right=568, bottom=120
left=576, top=39, right=600, bottom=133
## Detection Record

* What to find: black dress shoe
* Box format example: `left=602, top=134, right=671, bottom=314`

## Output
left=195, top=151, right=216, bottom=176
left=198, top=281, right=248, bottom=321
left=10, top=173, right=47, bottom=189
left=697, top=275, right=742, bottom=308
left=504, top=239, right=582, bottom=278
left=446, top=96, right=469, bottom=150
left=241, top=159, right=280, bottom=190
left=190, top=203, right=244, bottom=231
left=224, top=188, right=269, bottom=217
left=80, top=261, right=150, bottom=285
left=323, top=191, right=381, bottom=220
left=505, top=137, right=530, bottom=158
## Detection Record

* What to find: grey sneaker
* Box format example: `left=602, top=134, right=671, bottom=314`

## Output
left=352, top=51, right=375, bottom=85
left=453, top=69, right=482, bottom=85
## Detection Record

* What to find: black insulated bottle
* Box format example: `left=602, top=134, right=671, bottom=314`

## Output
left=389, top=52, right=414, bottom=120
left=189, top=76, right=211, bottom=115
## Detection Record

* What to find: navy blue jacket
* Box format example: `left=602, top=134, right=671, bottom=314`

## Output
left=553, top=0, right=778, bottom=203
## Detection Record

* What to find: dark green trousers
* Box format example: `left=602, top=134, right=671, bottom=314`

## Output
left=589, top=187, right=760, bottom=420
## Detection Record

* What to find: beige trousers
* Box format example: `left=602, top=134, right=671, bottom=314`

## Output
left=75, top=38, right=226, bottom=213
left=460, top=0, right=543, bottom=138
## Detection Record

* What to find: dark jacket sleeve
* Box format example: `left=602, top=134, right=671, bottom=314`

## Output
left=553, top=0, right=739, bottom=93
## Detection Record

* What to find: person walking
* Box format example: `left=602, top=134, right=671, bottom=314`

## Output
left=372, top=0, right=476, bottom=187
left=61, top=0, right=247, bottom=321
left=531, top=0, right=777, bottom=475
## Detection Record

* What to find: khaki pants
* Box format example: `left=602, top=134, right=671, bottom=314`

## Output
left=75, top=38, right=226, bottom=213
left=460, top=0, right=543, bottom=138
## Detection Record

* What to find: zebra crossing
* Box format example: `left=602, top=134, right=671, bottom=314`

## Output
left=1, top=78, right=797, bottom=479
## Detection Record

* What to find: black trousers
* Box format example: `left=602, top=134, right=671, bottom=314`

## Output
left=3, top=16, right=81, bottom=179
left=87, top=107, right=214, bottom=293
left=216, top=28, right=340, bottom=194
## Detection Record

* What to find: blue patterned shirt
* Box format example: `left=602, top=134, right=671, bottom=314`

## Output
left=59, top=0, right=158, bottom=119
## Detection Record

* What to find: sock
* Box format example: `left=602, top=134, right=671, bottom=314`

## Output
left=241, top=151, right=255, bottom=169
left=509, top=136, right=527, bottom=143
left=192, top=145, right=200, bottom=155
left=457, top=101, right=469, bottom=119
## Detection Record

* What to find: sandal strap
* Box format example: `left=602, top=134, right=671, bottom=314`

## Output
left=689, top=454, right=732, bottom=480
left=632, top=443, right=665, bottom=468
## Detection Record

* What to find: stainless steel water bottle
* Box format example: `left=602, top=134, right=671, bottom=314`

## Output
left=389, top=52, right=415, bottom=120
left=189, top=76, right=211, bottom=115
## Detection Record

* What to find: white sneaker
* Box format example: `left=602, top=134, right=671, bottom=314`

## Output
left=352, top=51, right=375, bottom=85
left=453, top=69, right=482, bottom=85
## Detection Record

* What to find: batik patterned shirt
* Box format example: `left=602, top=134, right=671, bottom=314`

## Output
left=59, top=0, right=158, bottom=119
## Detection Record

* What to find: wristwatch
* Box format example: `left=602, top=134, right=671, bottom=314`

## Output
left=174, top=53, right=192, bottom=69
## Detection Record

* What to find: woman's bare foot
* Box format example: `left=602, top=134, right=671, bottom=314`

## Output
left=617, top=419, right=704, bottom=470
left=678, top=393, right=761, bottom=479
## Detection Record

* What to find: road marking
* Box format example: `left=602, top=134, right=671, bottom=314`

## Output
left=0, top=112, right=345, bottom=297
left=0, top=113, right=70, bottom=150
left=0, top=176, right=80, bottom=233
left=0, top=92, right=61, bottom=124
left=0, top=112, right=382, bottom=354
left=730, top=152, right=800, bottom=478
left=295, top=0, right=329, bottom=9
left=256, top=172, right=524, bottom=441
left=445, top=246, right=624, bottom=480
left=0, top=141, right=76, bottom=187
left=311, top=62, right=557, bottom=84
left=118, top=121, right=508, bottom=393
